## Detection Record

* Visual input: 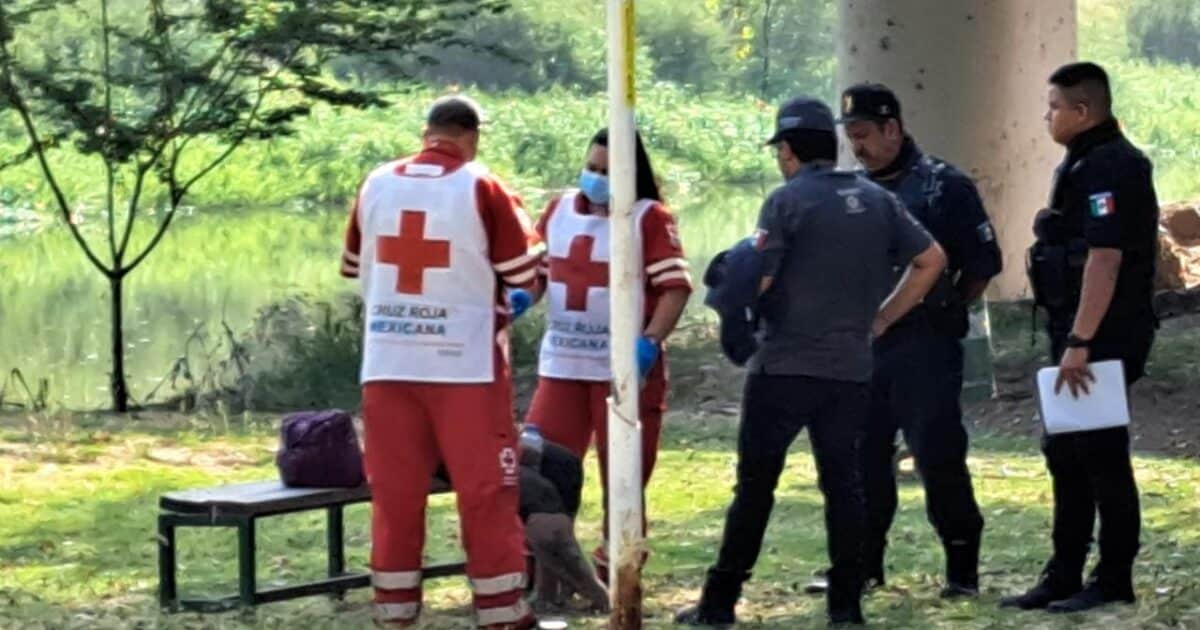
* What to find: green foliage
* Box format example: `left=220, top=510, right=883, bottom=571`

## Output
left=0, top=85, right=775, bottom=212
left=1079, top=0, right=1200, bottom=203
left=1128, top=0, right=1200, bottom=67
left=3, top=0, right=1200, bottom=410
left=0, top=0, right=508, bottom=411
left=237, top=294, right=363, bottom=411
left=368, top=2, right=609, bottom=92
left=366, top=0, right=837, bottom=101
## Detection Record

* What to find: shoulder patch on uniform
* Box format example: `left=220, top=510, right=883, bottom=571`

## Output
left=976, top=222, right=996, bottom=243
left=1088, top=191, right=1116, bottom=218
left=753, top=229, right=769, bottom=251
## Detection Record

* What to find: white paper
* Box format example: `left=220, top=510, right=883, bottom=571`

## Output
left=1036, top=360, right=1131, bottom=435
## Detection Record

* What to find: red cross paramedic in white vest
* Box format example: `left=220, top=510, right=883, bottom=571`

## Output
left=341, top=95, right=544, bottom=629
left=523, top=128, right=692, bottom=581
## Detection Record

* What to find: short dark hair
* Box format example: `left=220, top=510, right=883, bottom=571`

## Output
left=591, top=128, right=663, bottom=203
left=1049, top=62, right=1113, bottom=117
left=781, top=129, right=838, bottom=163
left=426, top=94, right=484, bottom=131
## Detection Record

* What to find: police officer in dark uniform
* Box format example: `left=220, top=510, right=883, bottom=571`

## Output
left=806, top=83, right=1002, bottom=599
left=1001, top=62, right=1158, bottom=614
left=674, top=97, right=947, bottom=627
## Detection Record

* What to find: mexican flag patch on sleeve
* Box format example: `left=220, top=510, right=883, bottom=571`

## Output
left=1089, top=192, right=1116, bottom=218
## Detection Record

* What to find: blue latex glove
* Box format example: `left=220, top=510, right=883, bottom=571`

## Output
left=637, top=336, right=660, bottom=379
left=508, top=289, right=532, bottom=320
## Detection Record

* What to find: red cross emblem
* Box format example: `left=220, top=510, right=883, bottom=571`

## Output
left=376, top=210, right=451, bottom=295
left=549, top=234, right=609, bottom=311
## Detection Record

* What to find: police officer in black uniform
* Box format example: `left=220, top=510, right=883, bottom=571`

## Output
left=1002, top=62, right=1158, bottom=614
left=674, top=97, right=947, bottom=627
left=807, top=83, right=1002, bottom=599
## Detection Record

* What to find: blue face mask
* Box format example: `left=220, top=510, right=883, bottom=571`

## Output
left=579, top=169, right=610, bottom=205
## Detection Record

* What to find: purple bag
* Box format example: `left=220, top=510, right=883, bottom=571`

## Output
left=276, top=410, right=365, bottom=488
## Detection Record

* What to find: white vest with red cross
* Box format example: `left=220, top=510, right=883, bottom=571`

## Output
left=356, top=160, right=497, bottom=384
left=538, top=191, right=652, bottom=381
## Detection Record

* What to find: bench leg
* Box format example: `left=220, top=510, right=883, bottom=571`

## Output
left=237, top=517, right=257, bottom=607
left=327, top=505, right=348, bottom=601
left=158, top=514, right=177, bottom=610
left=327, top=505, right=346, bottom=578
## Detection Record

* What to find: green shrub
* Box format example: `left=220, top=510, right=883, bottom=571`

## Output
left=154, top=292, right=547, bottom=412
left=1128, top=0, right=1200, bottom=67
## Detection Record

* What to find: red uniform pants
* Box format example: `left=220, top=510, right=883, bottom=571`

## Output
left=525, top=358, right=667, bottom=567
left=362, top=374, right=529, bottom=627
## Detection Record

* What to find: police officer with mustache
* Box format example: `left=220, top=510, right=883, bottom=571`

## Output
left=808, top=83, right=1003, bottom=599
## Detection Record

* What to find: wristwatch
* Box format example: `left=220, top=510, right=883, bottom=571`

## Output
left=1065, top=333, right=1092, bottom=349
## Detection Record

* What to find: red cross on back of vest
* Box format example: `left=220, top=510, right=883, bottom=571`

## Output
left=549, top=234, right=609, bottom=311
left=376, top=210, right=451, bottom=295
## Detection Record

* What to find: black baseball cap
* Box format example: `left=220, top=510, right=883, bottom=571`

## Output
left=764, top=97, right=835, bottom=145
left=837, top=83, right=902, bottom=124
left=426, top=94, right=486, bottom=131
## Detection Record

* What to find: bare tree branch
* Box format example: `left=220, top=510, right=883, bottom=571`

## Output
left=127, top=46, right=296, bottom=275
left=0, top=33, right=110, bottom=277
left=117, top=140, right=171, bottom=260
left=102, top=0, right=118, bottom=264
left=117, top=0, right=179, bottom=263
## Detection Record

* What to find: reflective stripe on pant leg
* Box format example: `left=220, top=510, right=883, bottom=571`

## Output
left=372, top=569, right=422, bottom=591
left=470, top=571, right=527, bottom=595
left=477, top=598, right=531, bottom=626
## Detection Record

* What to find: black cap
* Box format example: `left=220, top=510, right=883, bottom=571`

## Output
left=426, top=94, right=486, bottom=131
left=764, top=97, right=835, bottom=145
left=837, top=83, right=902, bottom=124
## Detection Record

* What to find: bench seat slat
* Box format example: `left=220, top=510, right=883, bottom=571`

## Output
left=160, top=478, right=451, bottom=516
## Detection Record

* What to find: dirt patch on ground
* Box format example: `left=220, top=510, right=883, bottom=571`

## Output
left=967, top=363, right=1200, bottom=458
left=665, top=317, right=1200, bottom=460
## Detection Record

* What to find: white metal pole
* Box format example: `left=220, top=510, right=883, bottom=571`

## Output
left=606, top=0, right=643, bottom=626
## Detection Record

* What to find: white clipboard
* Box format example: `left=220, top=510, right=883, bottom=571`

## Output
left=1036, top=360, right=1130, bottom=435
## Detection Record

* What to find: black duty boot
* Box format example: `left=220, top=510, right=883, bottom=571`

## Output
left=827, top=606, right=866, bottom=627
left=674, top=604, right=735, bottom=628
left=999, top=563, right=1082, bottom=610
left=675, top=569, right=746, bottom=628
left=940, top=582, right=980, bottom=599
left=826, top=572, right=866, bottom=627
left=941, top=537, right=980, bottom=599
left=1047, top=569, right=1136, bottom=614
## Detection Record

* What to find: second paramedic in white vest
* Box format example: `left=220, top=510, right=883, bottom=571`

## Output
left=521, top=128, right=693, bottom=582
left=341, top=95, right=544, bottom=629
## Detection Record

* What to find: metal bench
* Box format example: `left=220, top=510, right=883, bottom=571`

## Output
left=157, top=478, right=462, bottom=613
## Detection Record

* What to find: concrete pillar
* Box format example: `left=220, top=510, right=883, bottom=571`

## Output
left=837, top=0, right=1078, bottom=300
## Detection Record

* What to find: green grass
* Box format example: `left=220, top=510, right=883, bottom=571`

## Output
left=3, top=412, right=1200, bottom=629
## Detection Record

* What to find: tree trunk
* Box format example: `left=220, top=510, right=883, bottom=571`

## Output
left=109, top=273, right=129, bottom=412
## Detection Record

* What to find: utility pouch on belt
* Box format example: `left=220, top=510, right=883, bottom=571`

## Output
left=1028, top=239, right=1087, bottom=311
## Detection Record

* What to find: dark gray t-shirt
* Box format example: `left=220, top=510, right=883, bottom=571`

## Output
left=748, top=163, right=933, bottom=382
